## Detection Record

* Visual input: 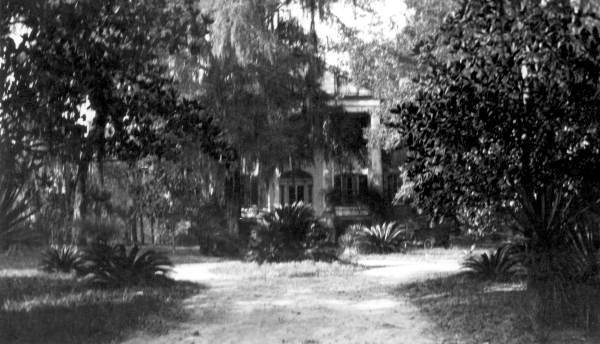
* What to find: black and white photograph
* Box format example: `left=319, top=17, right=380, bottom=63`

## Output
left=2, top=0, right=600, bottom=343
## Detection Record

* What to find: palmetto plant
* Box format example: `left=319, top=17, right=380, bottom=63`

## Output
left=247, top=202, right=318, bottom=263
left=267, top=202, right=315, bottom=246
left=462, top=244, right=519, bottom=281
left=40, top=245, right=82, bottom=273
left=0, top=173, right=35, bottom=251
left=338, top=224, right=363, bottom=251
left=360, top=222, right=404, bottom=253
left=79, top=243, right=173, bottom=287
left=567, top=220, right=600, bottom=283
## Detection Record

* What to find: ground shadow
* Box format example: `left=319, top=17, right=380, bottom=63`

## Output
left=0, top=273, right=206, bottom=344
left=392, top=273, right=600, bottom=344
left=392, top=273, right=536, bottom=344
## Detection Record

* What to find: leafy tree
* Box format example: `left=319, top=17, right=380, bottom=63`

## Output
left=191, top=0, right=330, bottom=234
left=389, top=0, right=600, bottom=284
left=1, top=0, right=233, bottom=241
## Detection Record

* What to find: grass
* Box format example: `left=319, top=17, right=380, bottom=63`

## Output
left=397, top=273, right=600, bottom=344
left=0, top=249, right=40, bottom=271
left=0, top=270, right=204, bottom=344
left=358, top=246, right=486, bottom=264
left=210, top=260, right=363, bottom=280
left=0, top=246, right=206, bottom=344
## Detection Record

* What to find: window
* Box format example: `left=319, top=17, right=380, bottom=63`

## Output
left=333, top=173, right=368, bottom=204
left=296, top=185, right=304, bottom=202
left=288, top=185, right=296, bottom=203
left=241, top=175, right=259, bottom=207
left=279, top=169, right=313, bottom=206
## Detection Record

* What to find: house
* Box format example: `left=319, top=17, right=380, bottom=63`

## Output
left=240, top=72, right=405, bottom=228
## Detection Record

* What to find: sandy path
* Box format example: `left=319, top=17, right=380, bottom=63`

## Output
left=123, top=258, right=461, bottom=344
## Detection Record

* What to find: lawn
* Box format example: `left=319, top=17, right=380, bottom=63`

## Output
left=0, top=249, right=205, bottom=344
left=398, top=272, right=600, bottom=344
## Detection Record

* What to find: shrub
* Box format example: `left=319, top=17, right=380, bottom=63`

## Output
left=206, top=230, right=242, bottom=257
left=78, top=243, right=173, bottom=287
left=360, top=222, right=404, bottom=253
left=245, top=225, right=286, bottom=263
left=76, top=219, right=120, bottom=245
left=246, top=202, right=323, bottom=263
left=0, top=173, right=36, bottom=251
left=462, top=244, right=519, bottom=281
left=267, top=202, right=314, bottom=244
left=40, top=245, right=82, bottom=273
left=338, top=224, right=364, bottom=253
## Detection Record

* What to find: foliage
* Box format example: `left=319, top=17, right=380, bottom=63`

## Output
left=267, top=202, right=315, bottom=245
left=1, top=0, right=234, bottom=242
left=462, top=244, right=520, bottom=281
left=247, top=203, right=325, bottom=263
left=204, top=230, right=243, bottom=257
left=78, top=243, right=172, bottom=287
left=323, top=113, right=369, bottom=165
left=390, top=0, right=600, bottom=224
left=388, top=4, right=600, bottom=328
left=40, top=245, right=81, bottom=273
left=0, top=172, right=35, bottom=251
left=338, top=224, right=364, bottom=253
left=360, top=222, right=404, bottom=253
left=75, top=219, right=120, bottom=246
left=567, top=219, right=600, bottom=284
left=1, top=0, right=232, bottom=162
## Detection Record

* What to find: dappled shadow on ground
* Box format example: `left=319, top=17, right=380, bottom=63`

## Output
left=393, top=273, right=535, bottom=344
left=0, top=273, right=206, bottom=344
left=393, top=273, right=600, bottom=344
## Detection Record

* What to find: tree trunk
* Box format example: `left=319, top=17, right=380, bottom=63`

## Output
left=130, top=214, right=138, bottom=244
left=171, top=223, right=176, bottom=254
left=72, top=160, right=89, bottom=244
left=225, top=168, right=241, bottom=236
left=139, top=214, right=145, bottom=245
left=150, top=216, right=155, bottom=245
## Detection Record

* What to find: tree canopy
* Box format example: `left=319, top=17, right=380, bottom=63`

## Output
left=1, top=0, right=233, bottom=167
left=389, top=0, right=600, bottom=231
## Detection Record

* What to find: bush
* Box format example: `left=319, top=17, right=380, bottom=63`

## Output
left=338, top=224, right=364, bottom=254
left=76, top=219, right=120, bottom=245
left=78, top=243, right=173, bottom=287
left=360, top=222, right=404, bottom=254
left=40, top=245, right=82, bottom=273
left=246, top=202, right=327, bottom=263
left=0, top=173, right=36, bottom=251
left=462, top=244, right=519, bottom=281
left=206, top=230, right=242, bottom=257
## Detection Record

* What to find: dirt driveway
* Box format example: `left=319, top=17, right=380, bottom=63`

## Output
left=123, top=256, right=461, bottom=344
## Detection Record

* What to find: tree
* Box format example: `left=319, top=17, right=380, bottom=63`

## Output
left=190, top=0, right=328, bottom=234
left=389, top=0, right=600, bottom=305
left=1, top=0, right=233, bottom=241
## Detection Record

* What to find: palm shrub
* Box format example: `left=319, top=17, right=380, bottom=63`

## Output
left=40, top=245, right=82, bottom=273
left=78, top=243, right=173, bottom=287
left=268, top=202, right=315, bottom=245
left=462, top=244, right=519, bottom=281
left=247, top=202, right=319, bottom=263
left=360, top=222, right=405, bottom=254
left=338, top=224, right=364, bottom=253
left=0, top=173, right=36, bottom=251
